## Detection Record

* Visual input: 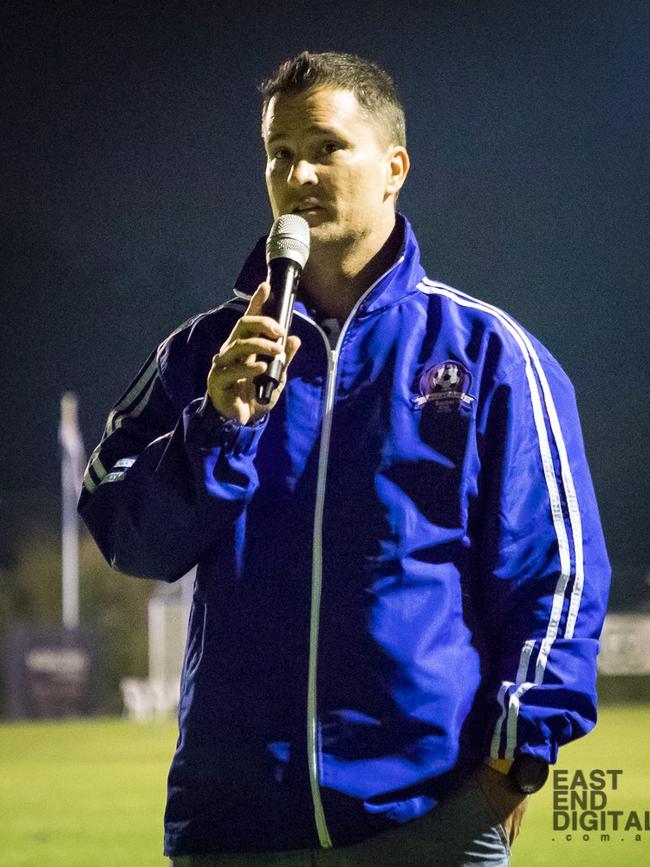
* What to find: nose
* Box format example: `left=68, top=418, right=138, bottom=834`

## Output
left=288, top=159, right=317, bottom=186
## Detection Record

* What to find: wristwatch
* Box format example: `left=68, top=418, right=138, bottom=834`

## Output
left=484, top=754, right=549, bottom=794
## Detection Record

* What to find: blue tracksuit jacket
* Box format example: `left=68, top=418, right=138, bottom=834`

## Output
left=79, top=215, right=610, bottom=856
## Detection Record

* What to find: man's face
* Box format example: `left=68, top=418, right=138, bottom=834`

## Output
left=263, top=87, right=400, bottom=248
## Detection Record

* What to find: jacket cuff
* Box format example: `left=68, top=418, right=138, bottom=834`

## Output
left=186, top=395, right=268, bottom=450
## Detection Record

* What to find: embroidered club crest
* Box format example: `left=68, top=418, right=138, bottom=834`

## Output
left=412, top=360, right=476, bottom=412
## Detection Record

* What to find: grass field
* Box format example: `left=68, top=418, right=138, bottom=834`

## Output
left=0, top=705, right=648, bottom=866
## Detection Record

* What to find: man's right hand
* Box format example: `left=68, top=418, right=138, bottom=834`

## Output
left=206, top=281, right=301, bottom=425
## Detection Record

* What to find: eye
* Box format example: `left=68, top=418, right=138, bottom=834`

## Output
left=322, top=141, right=341, bottom=155
left=271, top=147, right=291, bottom=160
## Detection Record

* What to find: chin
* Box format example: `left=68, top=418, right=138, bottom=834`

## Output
left=308, top=220, right=351, bottom=245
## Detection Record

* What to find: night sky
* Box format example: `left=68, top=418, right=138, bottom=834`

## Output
left=2, top=2, right=648, bottom=604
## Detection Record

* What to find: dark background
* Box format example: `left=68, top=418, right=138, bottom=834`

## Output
left=1, top=1, right=648, bottom=607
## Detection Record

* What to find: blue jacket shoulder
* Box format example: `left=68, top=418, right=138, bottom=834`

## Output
left=418, top=277, right=573, bottom=390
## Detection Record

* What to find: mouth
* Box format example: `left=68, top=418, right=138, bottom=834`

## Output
left=292, top=201, right=325, bottom=214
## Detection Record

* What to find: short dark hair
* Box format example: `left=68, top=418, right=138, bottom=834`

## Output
left=260, top=51, right=406, bottom=147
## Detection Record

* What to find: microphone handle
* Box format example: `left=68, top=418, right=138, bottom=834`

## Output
left=255, top=259, right=301, bottom=405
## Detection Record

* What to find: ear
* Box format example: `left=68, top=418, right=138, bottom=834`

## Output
left=385, top=146, right=410, bottom=196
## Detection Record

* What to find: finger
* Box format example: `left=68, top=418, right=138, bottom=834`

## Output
left=235, top=315, right=285, bottom=341
left=246, top=281, right=270, bottom=317
left=283, top=335, right=301, bottom=368
left=216, top=359, right=268, bottom=387
left=219, top=336, right=285, bottom=363
left=276, top=336, right=302, bottom=389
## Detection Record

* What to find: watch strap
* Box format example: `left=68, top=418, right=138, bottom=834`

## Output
left=483, top=756, right=514, bottom=775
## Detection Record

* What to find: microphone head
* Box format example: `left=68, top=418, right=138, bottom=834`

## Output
left=266, top=214, right=310, bottom=270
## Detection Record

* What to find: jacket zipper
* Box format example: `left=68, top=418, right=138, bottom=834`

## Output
left=307, top=335, right=336, bottom=848
left=301, top=255, right=405, bottom=848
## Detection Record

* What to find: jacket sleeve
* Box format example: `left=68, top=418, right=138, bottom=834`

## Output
left=473, top=351, right=610, bottom=765
left=78, top=347, right=267, bottom=582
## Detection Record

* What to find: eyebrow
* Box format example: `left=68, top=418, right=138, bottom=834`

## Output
left=266, top=124, right=343, bottom=145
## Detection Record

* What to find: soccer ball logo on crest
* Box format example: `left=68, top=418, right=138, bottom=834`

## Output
left=420, top=361, right=464, bottom=396
left=432, top=363, right=461, bottom=391
left=414, top=360, right=475, bottom=410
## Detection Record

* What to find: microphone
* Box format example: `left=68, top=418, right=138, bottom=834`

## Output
left=255, top=214, right=310, bottom=405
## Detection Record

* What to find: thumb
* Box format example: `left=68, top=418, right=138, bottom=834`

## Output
left=283, top=334, right=302, bottom=369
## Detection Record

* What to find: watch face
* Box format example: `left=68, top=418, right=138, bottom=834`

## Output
left=512, top=755, right=549, bottom=794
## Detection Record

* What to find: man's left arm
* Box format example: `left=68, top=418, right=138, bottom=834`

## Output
left=470, top=351, right=611, bottom=833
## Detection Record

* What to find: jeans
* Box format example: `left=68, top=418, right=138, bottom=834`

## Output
left=168, top=773, right=513, bottom=866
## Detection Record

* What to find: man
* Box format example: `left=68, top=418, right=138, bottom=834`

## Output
left=79, top=52, right=610, bottom=865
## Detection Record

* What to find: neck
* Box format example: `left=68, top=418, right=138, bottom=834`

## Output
left=300, top=216, right=402, bottom=323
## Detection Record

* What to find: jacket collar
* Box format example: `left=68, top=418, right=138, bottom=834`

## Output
left=233, top=213, right=425, bottom=320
